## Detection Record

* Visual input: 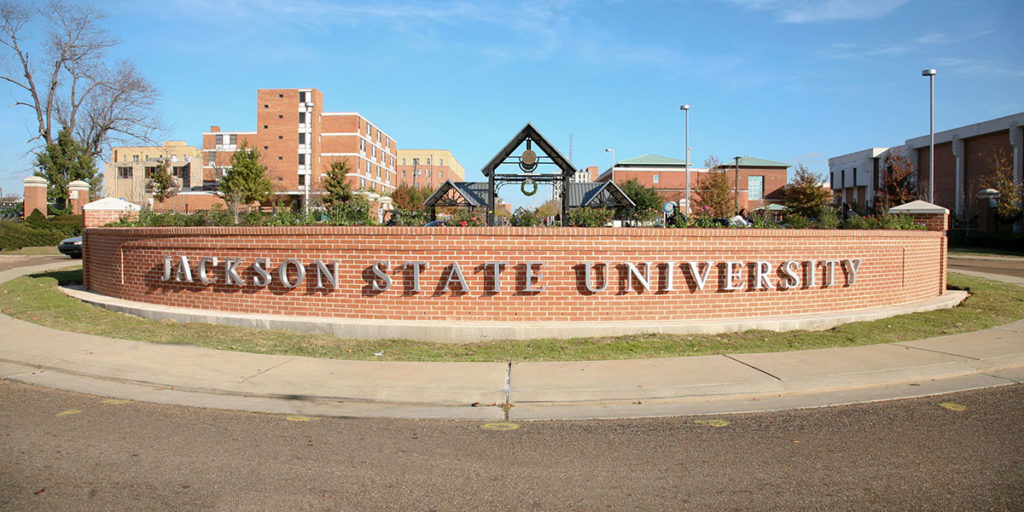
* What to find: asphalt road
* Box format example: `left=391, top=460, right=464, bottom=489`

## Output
left=2, top=380, right=1022, bottom=511
left=948, top=255, right=1024, bottom=279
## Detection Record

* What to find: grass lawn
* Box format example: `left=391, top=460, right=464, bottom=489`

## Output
left=0, top=246, right=60, bottom=255
left=1, top=268, right=1022, bottom=362
left=949, top=248, right=1024, bottom=258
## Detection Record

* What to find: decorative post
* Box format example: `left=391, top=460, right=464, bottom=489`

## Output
left=23, top=176, right=48, bottom=219
left=68, top=180, right=90, bottom=216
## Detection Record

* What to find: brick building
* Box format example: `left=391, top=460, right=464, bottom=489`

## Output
left=202, top=88, right=398, bottom=208
left=104, top=141, right=203, bottom=205
left=829, top=112, right=1024, bottom=230
left=596, top=154, right=788, bottom=213
left=395, top=149, right=465, bottom=190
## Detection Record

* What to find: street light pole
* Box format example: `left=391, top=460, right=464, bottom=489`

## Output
left=734, top=156, right=741, bottom=213
left=922, top=68, right=937, bottom=204
left=680, top=105, right=691, bottom=214
left=605, top=148, right=615, bottom=184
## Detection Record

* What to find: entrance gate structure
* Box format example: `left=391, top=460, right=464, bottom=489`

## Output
left=482, top=123, right=577, bottom=226
left=423, top=124, right=634, bottom=224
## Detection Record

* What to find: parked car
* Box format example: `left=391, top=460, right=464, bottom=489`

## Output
left=58, top=236, right=82, bottom=258
left=424, top=219, right=449, bottom=227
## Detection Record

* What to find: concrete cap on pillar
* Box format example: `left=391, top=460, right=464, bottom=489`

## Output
left=68, top=180, right=90, bottom=191
left=23, top=176, right=47, bottom=187
left=887, top=200, right=949, bottom=215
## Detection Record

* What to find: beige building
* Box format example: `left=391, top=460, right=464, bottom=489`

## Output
left=396, top=149, right=465, bottom=190
left=104, top=141, right=204, bottom=204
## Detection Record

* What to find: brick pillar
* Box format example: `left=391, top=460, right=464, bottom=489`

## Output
left=82, top=197, right=141, bottom=228
left=68, top=180, right=90, bottom=215
left=23, top=176, right=47, bottom=219
left=889, top=200, right=949, bottom=294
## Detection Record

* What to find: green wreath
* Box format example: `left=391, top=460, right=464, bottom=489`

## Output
left=521, top=179, right=537, bottom=196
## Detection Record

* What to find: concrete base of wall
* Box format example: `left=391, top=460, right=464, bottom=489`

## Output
left=61, top=285, right=967, bottom=343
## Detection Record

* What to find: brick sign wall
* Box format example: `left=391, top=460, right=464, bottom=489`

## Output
left=83, top=226, right=947, bottom=323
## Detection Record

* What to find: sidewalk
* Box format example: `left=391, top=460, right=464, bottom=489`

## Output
left=1, top=258, right=1022, bottom=420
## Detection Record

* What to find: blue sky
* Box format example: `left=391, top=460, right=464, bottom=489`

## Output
left=1, top=0, right=1022, bottom=207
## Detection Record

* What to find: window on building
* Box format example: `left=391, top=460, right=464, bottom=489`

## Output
left=426, top=157, right=431, bottom=165
left=263, top=125, right=268, bottom=129
left=402, top=158, right=406, bottom=165
left=840, top=170, right=845, bottom=189
left=299, top=91, right=306, bottom=103
left=133, top=154, right=140, bottom=162
left=278, top=114, right=283, bottom=119
left=117, top=167, right=132, bottom=179
left=264, top=146, right=268, bottom=150
left=298, top=133, right=305, bottom=144
left=360, top=139, right=365, bottom=152
left=264, top=104, right=268, bottom=109
left=748, top=175, right=764, bottom=200
left=372, top=146, right=376, bottom=158
left=230, top=134, right=237, bottom=145
left=653, top=174, right=660, bottom=184
left=298, top=112, right=306, bottom=124
left=298, top=154, right=306, bottom=165
left=216, top=134, right=223, bottom=145
left=440, top=158, right=444, bottom=166
left=298, top=175, right=305, bottom=186
left=853, top=167, right=857, bottom=187
left=360, top=178, right=365, bottom=188
left=278, top=94, right=283, bottom=98
left=402, top=170, right=406, bottom=178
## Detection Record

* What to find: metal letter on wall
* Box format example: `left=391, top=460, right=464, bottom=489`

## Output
left=279, top=259, right=305, bottom=289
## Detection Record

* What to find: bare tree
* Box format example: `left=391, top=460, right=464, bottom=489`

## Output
left=0, top=0, right=161, bottom=157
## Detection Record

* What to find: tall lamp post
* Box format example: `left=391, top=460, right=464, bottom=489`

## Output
left=921, top=68, right=937, bottom=204
left=605, top=148, right=616, bottom=184
left=680, top=104, right=691, bottom=214
left=733, top=156, right=741, bottom=212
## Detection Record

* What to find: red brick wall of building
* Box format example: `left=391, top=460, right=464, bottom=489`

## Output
left=962, top=131, right=1011, bottom=216
left=83, top=227, right=947, bottom=323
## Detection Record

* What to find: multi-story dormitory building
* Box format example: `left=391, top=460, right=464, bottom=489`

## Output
left=202, top=88, right=398, bottom=208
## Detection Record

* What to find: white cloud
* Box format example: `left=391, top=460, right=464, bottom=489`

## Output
left=728, top=0, right=910, bottom=23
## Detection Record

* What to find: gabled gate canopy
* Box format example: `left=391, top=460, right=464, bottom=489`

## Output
left=423, top=180, right=489, bottom=208
left=481, top=122, right=576, bottom=180
left=565, top=182, right=635, bottom=209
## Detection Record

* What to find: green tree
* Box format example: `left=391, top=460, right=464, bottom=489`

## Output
left=220, top=142, right=271, bottom=213
left=322, top=160, right=354, bottom=207
left=694, top=156, right=733, bottom=218
left=619, top=177, right=662, bottom=222
left=150, top=158, right=177, bottom=204
left=784, top=164, right=832, bottom=218
left=33, top=128, right=100, bottom=208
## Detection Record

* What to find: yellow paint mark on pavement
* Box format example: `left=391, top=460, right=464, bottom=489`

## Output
left=939, top=402, right=967, bottom=412
left=285, top=416, right=318, bottom=422
left=693, top=419, right=730, bottom=428
left=56, top=409, right=81, bottom=417
left=101, top=399, right=131, bottom=405
left=482, top=422, right=519, bottom=431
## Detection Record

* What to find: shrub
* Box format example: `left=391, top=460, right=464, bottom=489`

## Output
left=785, top=214, right=814, bottom=229
left=569, top=207, right=613, bottom=227
left=450, top=208, right=486, bottom=227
